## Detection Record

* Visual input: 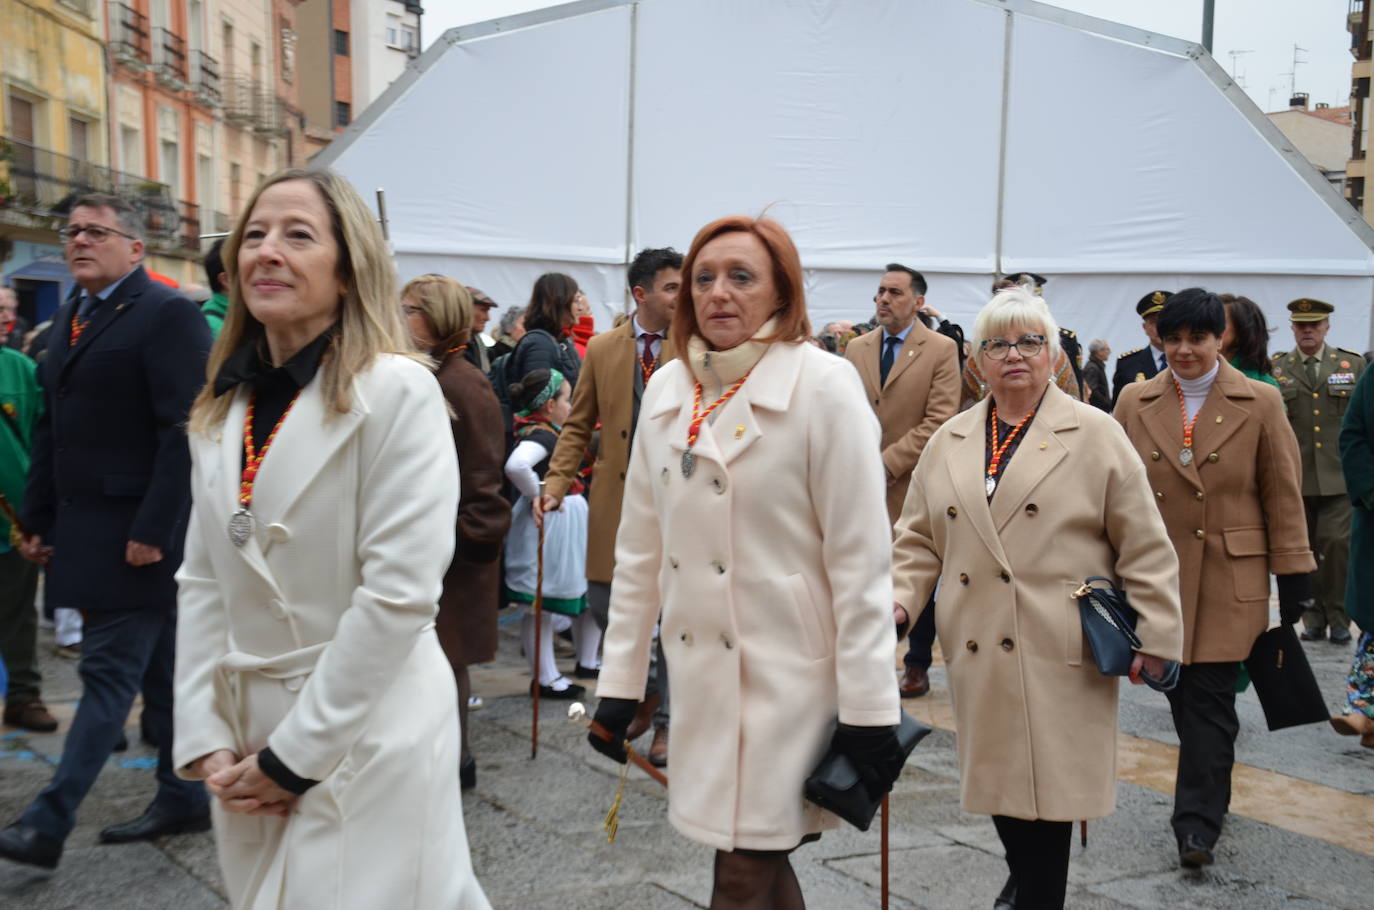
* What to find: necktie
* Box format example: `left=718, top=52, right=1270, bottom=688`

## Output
left=1305, top=355, right=1318, bottom=387
left=640, top=333, right=660, bottom=384
left=1158, top=353, right=1167, bottom=372
left=880, top=336, right=901, bottom=386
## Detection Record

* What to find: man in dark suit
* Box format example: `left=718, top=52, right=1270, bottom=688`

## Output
left=1111, top=290, right=1172, bottom=407
left=0, top=194, right=212, bottom=870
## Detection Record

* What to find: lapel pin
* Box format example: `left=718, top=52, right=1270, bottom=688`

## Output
left=1039, top=441, right=1048, bottom=450
left=734, top=425, right=745, bottom=439
left=1215, top=416, right=1223, bottom=423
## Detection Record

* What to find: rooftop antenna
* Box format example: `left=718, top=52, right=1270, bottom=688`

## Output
left=1227, top=49, right=1253, bottom=80
left=1290, top=44, right=1308, bottom=95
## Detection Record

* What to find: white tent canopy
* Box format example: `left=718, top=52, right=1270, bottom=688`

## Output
left=317, top=0, right=1374, bottom=356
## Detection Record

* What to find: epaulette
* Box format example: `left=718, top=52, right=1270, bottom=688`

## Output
left=1059, top=328, right=1077, bottom=338
left=1335, top=347, right=1366, bottom=361
left=1118, top=346, right=1144, bottom=358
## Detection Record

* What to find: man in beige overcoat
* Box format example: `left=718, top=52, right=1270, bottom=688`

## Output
left=845, top=264, right=959, bottom=698
left=540, top=247, right=681, bottom=765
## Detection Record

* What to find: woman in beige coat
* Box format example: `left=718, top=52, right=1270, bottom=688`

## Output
left=592, top=215, right=902, bottom=909
left=891, top=288, right=1183, bottom=910
left=1114, top=288, right=1314, bottom=870
left=172, top=170, right=490, bottom=909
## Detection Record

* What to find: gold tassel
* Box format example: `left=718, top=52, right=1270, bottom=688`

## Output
left=602, top=754, right=631, bottom=843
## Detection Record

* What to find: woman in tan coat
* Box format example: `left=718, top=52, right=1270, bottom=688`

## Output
left=591, top=215, right=902, bottom=909
left=401, top=274, right=511, bottom=791
left=1114, top=288, right=1314, bottom=869
left=891, top=287, right=1183, bottom=910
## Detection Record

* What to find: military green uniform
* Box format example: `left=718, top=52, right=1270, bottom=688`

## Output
left=1273, top=299, right=1366, bottom=638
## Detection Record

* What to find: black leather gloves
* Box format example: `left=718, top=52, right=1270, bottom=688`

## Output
left=588, top=697, right=638, bottom=764
left=1276, top=573, right=1316, bottom=625
left=833, top=723, right=907, bottom=801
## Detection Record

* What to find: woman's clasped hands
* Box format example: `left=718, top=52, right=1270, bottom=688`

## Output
left=193, top=749, right=297, bottom=817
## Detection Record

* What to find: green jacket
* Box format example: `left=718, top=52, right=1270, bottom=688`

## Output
left=1273, top=343, right=1366, bottom=497
left=1230, top=358, right=1279, bottom=389
left=1339, top=365, right=1374, bottom=632
left=202, top=292, right=229, bottom=337
left=0, top=347, right=41, bottom=553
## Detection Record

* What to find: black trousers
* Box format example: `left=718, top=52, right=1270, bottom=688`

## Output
left=1165, top=661, right=1240, bottom=846
left=992, top=815, right=1072, bottom=909
left=903, top=592, right=938, bottom=670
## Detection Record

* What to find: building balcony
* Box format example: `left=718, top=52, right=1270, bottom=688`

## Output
left=223, top=76, right=289, bottom=136
left=191, top=50, right=221, bottom=105
left=0, top=135, right=204, bottom=253
left=110, top=2, right=150, bottom=67
left=152, top=27, right=188, bottom=86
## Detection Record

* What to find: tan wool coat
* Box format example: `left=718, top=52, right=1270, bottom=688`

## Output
left=891, top=385, right=1183, bottom=821
left=598, top=340, right=900, bottom=852
left=545, top=318, right=677, bottom=583
left=1114, top=361, right=1315, bottom=663
left=844, top=322, right=961, bottom=525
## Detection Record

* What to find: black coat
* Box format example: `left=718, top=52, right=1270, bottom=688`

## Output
left=1111, top=345, right=1162, bottom=407
left=508, top=327, right=581, bottom=389
left=21, top=267, right=212, bottom=611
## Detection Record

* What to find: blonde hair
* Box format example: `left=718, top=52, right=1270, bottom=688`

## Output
left=401, top=274, right=473, bottom=351
left=189, top=168, right=416, bottom=435
left=971, top=287, right=1061, bottom=362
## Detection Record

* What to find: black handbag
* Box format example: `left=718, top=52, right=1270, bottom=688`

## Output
left=803, top=712, right=931, bottom=831
left=1244, top=624, right=1330, bottom=731
left=1076, top=577, right=1180, bottom=692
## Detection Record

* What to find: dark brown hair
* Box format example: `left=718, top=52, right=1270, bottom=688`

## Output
left=1219, top=293, right=1273, bottom=374
left=524, top=273, right=578, bottom=336
left=671, top=215, right=811, bottom=345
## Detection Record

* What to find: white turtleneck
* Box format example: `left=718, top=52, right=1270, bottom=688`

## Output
left=1175, top=360, right=1220, bottom=423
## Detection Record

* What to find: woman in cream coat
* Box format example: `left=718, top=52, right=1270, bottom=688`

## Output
left=891, top=288, right=1183, bottom=910
left=591, top=215, right=902, bottom=910
left=172, top=169, right=490, bottom=909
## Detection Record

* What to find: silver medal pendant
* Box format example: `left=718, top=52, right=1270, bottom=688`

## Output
left=1179, top=446, right=1194, bottom=466
left=228, top=507, right=255, bottom=548
left=681, top=449, right=696, bottom=479
left=985, top=475, right=997, bottom=498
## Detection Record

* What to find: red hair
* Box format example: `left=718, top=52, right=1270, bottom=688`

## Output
left=671, top=215, right=812, bottom=345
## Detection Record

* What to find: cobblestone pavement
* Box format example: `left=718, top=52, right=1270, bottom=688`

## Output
left=2, top=605, right=1371, bottom=909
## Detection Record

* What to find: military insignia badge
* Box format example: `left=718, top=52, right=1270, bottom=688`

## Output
left=1, top=403, right=14, bottom=417
left=1135, top=372, right=1146, bottom=382
left=1298, top=300, right=1312, bottom=312
left=1151, top=291, right=1166, bottom=305
left=1341, top=360, right=1351, bottom=369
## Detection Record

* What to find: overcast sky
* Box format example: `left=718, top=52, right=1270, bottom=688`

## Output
left=422, top=0, right=1355, bottom=113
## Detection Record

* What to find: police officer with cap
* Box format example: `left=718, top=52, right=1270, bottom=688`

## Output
left=1112, top=290, right=1172, bottom=407
left=1272, top=297, right=1365, bottom=643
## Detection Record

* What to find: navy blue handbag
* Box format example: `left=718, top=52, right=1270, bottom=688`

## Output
left=1075, top=577, right=1179, bottom=692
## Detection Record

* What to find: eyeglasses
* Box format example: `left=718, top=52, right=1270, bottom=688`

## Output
left=59, top=224, right=139, bottom=244
left=980, top=334, right=1047, bottom=360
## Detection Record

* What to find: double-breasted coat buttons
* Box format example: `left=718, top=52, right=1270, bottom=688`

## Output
left=721, top=634, right=734, bottom=650
left=1195, top=529, right=1205, bottom=539
left=712, top=561, right=726, bottom=574
left=965, top=640, right=978, bottom=653
left=1000, top=638, right=1015, bottom=652
left=1151, top=451, right=1160, bottom=461
left=959, top=573, right=969, bottom=585
left=947, top=506, right=958, bottom=518
left=712, top=477, right=726, bottom=494
left=999, top=571, right=1011, bottom=583
left=1207, top=452, right=1219, bottom=463
left=669, top=556, right=680, bottom=569
left=1025, top=503, right=1039, bottom=515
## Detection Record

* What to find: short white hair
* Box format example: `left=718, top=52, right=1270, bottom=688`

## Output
left=971, top=288, right=1061, bottom=361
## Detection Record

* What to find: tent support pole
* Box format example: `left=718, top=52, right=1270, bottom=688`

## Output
left=622, top=2, right=640, bottom=314
left=993, top=9, right=1014, bottom=279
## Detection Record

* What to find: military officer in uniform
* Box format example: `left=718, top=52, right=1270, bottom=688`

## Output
left=1272, top=298, right=1366, bottom=643
left=1112, top=290, right=1172, bottom=407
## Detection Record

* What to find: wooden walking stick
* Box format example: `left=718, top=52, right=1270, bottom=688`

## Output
left=881, top=795, right=890, bottom=910
left=531, top=482, right=546, bottom=759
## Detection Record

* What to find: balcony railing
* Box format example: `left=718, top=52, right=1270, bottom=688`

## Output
left=110, top=3, right=150, bottom=65
left=223, top=76, right=288, bottom=135
left=191, top=50, right=221, bottom=103
left=152, top=27, right=188, bottom=84
left=0, top=135, right=204, bottom=253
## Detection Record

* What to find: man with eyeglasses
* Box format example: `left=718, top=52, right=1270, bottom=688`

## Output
left=845, top=264, right=960, bottom=698
left=0, top=194, right=212, bottom=871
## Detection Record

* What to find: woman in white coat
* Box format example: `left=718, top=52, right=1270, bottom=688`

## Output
left=172, top=168, right=490, bottom=909
left=591, top=215, right=903, bottom=909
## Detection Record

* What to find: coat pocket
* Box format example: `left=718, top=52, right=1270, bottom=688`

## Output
left=1064, top=581, right=1085, bottom=667
left=786, top=573, right=832, bottom=661
left=1223, top=526, right=1270, bottom=602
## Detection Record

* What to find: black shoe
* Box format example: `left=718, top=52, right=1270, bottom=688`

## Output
left=112, top=732, right=129, bottom=753
left=1178, top=833, right=1214, bottom=868
left=994, top=874, right=1016, bottom=909
left=99, top=804, right=211, bottom=844
left=460, top=757, right=476, bottom=791
left=1300, top=627, right=1326, bottom=642
left=530, top=679, right=586, bottom=701
left=0, top=823, right=63, bottom=869
left=1330, top=626, right=1353, bottom=644
left=573, top=664, right=600, bottom=680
